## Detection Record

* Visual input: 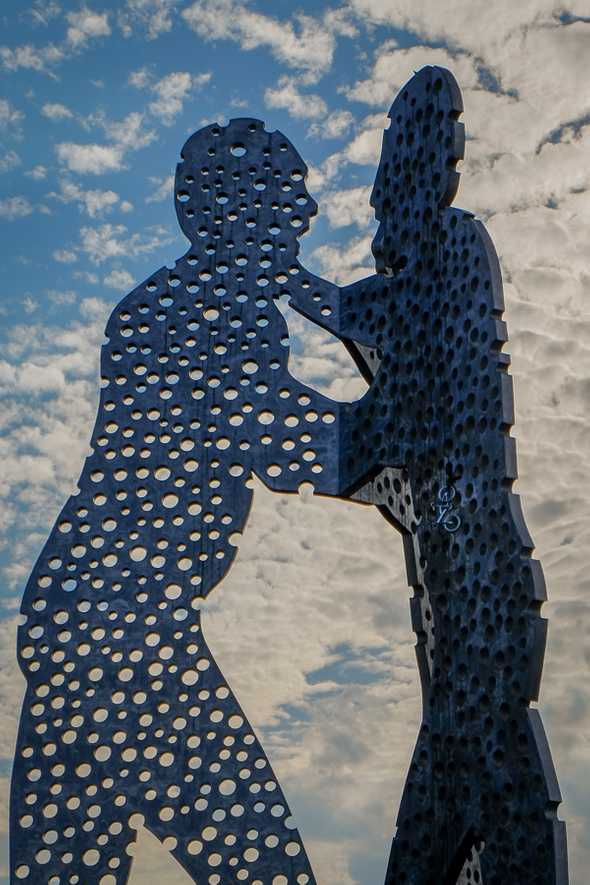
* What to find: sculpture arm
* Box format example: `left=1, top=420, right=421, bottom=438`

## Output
left=287, top=270, right=382, bottom=349
left=248, top=380, right=405, bottom=501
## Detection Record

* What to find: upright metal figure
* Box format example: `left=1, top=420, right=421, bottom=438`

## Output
left=291, top=65, right=568, bottom=884
left=11, top=66, right=567, bottom=885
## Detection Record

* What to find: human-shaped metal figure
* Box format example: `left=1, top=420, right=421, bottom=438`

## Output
left=290, top=65, right=569, bottom=885
left=10, top=119, right=379, bottom=884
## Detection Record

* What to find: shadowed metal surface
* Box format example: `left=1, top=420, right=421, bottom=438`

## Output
left=290, top=65, right=568, bottom=885
left=11, top=66, right=568, bottom=885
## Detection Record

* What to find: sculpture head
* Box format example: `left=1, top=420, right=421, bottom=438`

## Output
left=370, top=65, right=465, bottom=275
left=175, top=118, right=318, bottom=264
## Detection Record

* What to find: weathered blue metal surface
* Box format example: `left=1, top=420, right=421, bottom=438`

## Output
left=291, top=65, right=568, bottom=885
left=11, top=67, right=568, bottom=885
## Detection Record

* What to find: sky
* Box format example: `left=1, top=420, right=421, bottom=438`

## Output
left=0, top=0, right=589, bottom=883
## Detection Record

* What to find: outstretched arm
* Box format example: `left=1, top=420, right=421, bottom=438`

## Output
left=248, top=376, right=405, bottom=502
left=287, top=269, right=386, bottom=351
left=248, top=380, right=343, bottom=498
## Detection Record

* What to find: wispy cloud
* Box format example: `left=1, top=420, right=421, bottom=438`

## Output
left=29, top=1, right=63, bottom=28
left=41, top=101, right=74, bottom=120
left=145, top=174, right=174, bottom=203
left=65, top=7, right=111, bottom=48
left=0, top=151, right=21, bottom=174
left=0, top=99, right=24, bottom=136
left=103, top=268, right=136, bottom=289
left=118, top=0, right=179, bottom=40
left=55, top=141, right=125, bottom=174
left=1, top=5, right=110, bottom=74
left=129, top=69, right=212, bottom=126
left=264, top=76, right=327, bottom=120
left=55, top=110, right=156, bottom=175
left=182, top=0, right=357, bottom=83
left=0, top=196, right=33, bottom=220
left=78, top=221, right=173, bottom=263
left=0, top=42, right=64, bottom=74
left=26, top=164, right=48, bottom=180
left=48, top=179, right=132, bottom=217
left=149, top=70, right=210, bottom=125
left=52, top=248, right=78, bottom=263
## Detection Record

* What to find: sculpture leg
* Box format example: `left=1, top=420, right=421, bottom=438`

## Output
left=477, top=713, right=569, bottom=885
left=384, top=725, right=477, bottom=885
left=11, top=695, right=137, bottom=883
left=131, top=625, right=316, bottom=884
left=386, top=735, right=568, bottom=885
left=478, top=813, right=565, bottom=885
left=386, top=712, right=568, bottom=885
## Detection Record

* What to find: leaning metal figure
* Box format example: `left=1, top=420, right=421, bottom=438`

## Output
left=10, top=66, right=567, bottom=885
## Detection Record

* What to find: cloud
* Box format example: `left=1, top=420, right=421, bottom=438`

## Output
left=310, top=234, right=374, bottom=285
left=264, top=76, right=327, bottom=120
left=1, top=6, right=110, bottom=76
left=130, top=70, right=212, bottom=126
left=0, top=42, right=64, bottom=73
left=0, top=98, right=24, bottom=136
left=65, top=7, right=111, bottom=47
left=50, top=222, right=172, bottom=265
left=0, top=197, right=33, bottom=220
left=182, top=0, right=357, bottom=82
left=148, top=71, right=211, bottom=126
left=49, top=179, right=126, bottom=217
left=0, top=360, right=66, bottom=394
left=344, top=41, right=480, bottom=107
left=55, top=141, right=124, bottom=174
left=26, top=164, right=48, bottom=180
left=103, top=268, right=136, bottom=289
left=78, top=222, right=173, bottom=263
left=308, top=113, right=387, bottom=190
left=72, top=269, right=99, bottom=284
left=101, top=110, right=156, bottom=150
left=47, top=289, right=77, bottom=305
left=55, top=111, right=156, bottom=175
left=346, top=8, right=590, bottom=156
left=320, top=186, right=374, bottom=229
left=128, top=65, right=152, bottom=88
left=52, top=248, right=77, bottom=263
left=119, top=0, right=178, bottom=40
left=145, top=174, right=174, bottom=203
left=0, top=150, right=21, bottom=173
left=308, top=109, right=354, bottom=139
left=41, top=101, right=74, bottom=120
left=0, top=310, right=112, bottom=592
left=30, top=1, right=63, bottom=28
left=263, top=77, right=354, bottom=138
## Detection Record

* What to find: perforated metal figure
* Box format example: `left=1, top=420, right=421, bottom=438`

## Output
left=10, top=119, right=381, bottom=885
left=290, top=66, right=569, bottom=885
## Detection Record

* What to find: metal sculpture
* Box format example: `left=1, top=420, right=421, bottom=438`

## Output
left=11, top=66, right=567, bottom=885
left=290, top=65, right=569, bottom=885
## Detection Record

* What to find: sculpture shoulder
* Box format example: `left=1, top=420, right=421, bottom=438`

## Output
left=104, top=264, right=171, bottom=341
left=339, top=273, right=391, bottom=344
